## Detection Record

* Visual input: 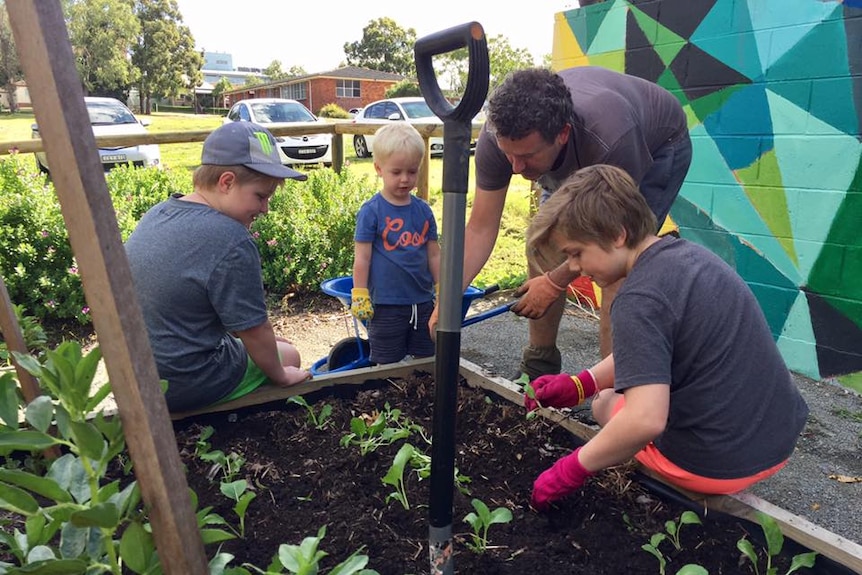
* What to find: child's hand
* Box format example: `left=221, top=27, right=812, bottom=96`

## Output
left=531, top=447, right=592, bottom=511
left=276, top=366, right=312, bottom=387
left=350, top=288, right=374, bottom=321
left=525, top=370, right=597, bottom=411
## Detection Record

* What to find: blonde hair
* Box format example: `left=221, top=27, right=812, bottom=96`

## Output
left=527, top=165, right=656, bottom=269
left=372, top=122, right=425, bottom=163
left=192, top=164, right=281, bottom=190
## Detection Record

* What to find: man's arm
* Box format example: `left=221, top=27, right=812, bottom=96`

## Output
left=462, top=185, right=508, bottom=288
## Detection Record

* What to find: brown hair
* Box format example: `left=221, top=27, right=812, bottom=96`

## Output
left=527, top=165, right=656, bottom=269
left=192, top=164, right=281, bottom=190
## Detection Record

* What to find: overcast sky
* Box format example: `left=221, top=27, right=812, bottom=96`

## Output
left=174, top=1, right=578, bottom=73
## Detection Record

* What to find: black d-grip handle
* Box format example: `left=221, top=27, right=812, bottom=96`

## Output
left=414, top=21, right=489, bottom=123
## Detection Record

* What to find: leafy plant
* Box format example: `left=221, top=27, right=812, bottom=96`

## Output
left=381, top=443, right=415, bottom=510
left=640, top=511, right=703, bottom=575
left=287, top=395, right=334, bottom=430
left=230, top=525, right=380, bottom=575
left=0, top=304, right=47, bottom=366
left=220, top=479, right=257, bottom=538
left=339, top=403, right=423, bottom=456
left=462, top=498, right=513, bottom=553
left=737, top=512, right=817, bottom=575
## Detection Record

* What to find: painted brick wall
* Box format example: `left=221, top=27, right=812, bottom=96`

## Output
left=552, top=0, right=862, bottom=392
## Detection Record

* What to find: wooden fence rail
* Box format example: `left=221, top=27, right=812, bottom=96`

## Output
left=0, top=121, right=483, bottom=200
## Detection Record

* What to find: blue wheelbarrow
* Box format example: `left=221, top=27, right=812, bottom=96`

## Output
left=310, top=276, right=514, bottom=375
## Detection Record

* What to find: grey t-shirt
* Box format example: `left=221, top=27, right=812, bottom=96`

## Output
left=125, top=196, right=268, bottom=411
left=612, top=237, right=809, bottom=479
left=476, top=66, right=687, bottom=193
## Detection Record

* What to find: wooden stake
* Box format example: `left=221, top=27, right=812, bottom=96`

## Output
left=6, top=3, right=207, bottom=572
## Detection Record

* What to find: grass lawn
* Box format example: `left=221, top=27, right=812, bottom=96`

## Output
left=0, top=110, right=533, bottom=288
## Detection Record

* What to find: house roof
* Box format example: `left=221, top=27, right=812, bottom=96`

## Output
left=223, top=66, right=405, bottom=95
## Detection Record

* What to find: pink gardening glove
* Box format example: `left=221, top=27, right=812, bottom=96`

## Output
left=510, top=272, right=566, bottom=319
left=523, top=370, right=597, bottom=411
left=531, top=447, right=593, bottom=511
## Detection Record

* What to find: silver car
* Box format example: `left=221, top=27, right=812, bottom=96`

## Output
left=32, top=97, right=161, bottom=174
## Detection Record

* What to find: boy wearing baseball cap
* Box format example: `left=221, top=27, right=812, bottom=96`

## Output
left=126, top=122, right=311, bottom=412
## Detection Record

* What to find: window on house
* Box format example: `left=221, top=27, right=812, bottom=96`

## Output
left=281, top=83, right=307, bottom=100
left=337, top=80, right=361, bottom=98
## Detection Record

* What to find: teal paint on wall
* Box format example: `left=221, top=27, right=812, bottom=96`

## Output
left=557, top=0, right=862, bottom=383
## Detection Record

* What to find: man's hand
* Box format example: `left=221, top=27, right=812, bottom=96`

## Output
left=350, top=288, right=374, bottom=321
left=510, top=272, right=566, bottom=319
left=531, top=447, right=593, bottom=511
left=524, top=370, right=597, bottom=411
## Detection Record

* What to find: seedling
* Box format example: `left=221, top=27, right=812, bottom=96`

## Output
left=340, top=403, right=422, bottom=456
left=737, top=511, right=817, bottom=575
left=640, top=511, right=703, bottom=575
left=287, top=395, right=334, bottom=430
left=382, top=443, right=415, bottom=509
left=522, top=382, right=540, bottom=419
left=220, top=479, right=257, bottom=538
left=462, top=498, right=513, bottom=553
left=200, top=447, right=246, bottom=483
left=255, top=525, right=380, bottom=575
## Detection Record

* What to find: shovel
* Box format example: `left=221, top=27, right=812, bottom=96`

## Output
left=414, top=21, right=489, bottom=575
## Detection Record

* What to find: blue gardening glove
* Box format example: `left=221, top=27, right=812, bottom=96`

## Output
left=510, top=272, right=566, bottom=319
left=524, top=370, right=597, bottom=412
left=350, top=287, right=373, bottom=321
left=531, top=447, right=593, bottom=511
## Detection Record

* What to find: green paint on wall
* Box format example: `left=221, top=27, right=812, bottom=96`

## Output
left=689, top=84, right=746, bottom=125
left=588, top=51, right=626, bottom=72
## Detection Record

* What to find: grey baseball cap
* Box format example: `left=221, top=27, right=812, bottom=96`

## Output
left=201, top=122, right=308, bottom=181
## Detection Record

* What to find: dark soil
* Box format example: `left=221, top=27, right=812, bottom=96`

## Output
left=172, top=370, right=815, bottom=575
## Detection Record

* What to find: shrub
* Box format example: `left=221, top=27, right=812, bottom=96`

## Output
left=318, top=103, right=350, bottom=119
left=253, top=168, right=376, bottom=293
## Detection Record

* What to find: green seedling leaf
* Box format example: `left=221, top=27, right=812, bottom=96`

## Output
left=676, top=565, right=708, bottom=574
left=787, top=552, right=818, bottom=572
left=679, top=511, right=702, bottom=526
left=757, top=511, right=784, bottom=558
left=0, top=481, right=40, bottom=514
left=0, top=429, right=59, bottom=451
left=737, top=537, right=758, bottom=566
left=200, top=528, right=237, bottom=545
left=24, top=395, right=55, bottom=433
left=0, top=468, right=72, bottom=504
left=68, top=420, right=106, bottom=460
left=0, top=372, right=21, bottom=427
left=487, top=506, right=513, bottom=526
left=220, top=479, right=249, bottom=501
left=70, top=501, right=119, bottom=528
left=119, top=520, right=154, bottom=575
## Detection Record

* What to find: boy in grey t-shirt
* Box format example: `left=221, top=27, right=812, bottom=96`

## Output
left=125, top=122, right=311, bottom=412
left=523, top=164, right=808, bottom=511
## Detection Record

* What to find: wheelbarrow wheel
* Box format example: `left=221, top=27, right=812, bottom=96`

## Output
left=327, top=336, right=371, bottom=371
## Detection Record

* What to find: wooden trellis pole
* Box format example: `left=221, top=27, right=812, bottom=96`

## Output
left=6, top=2, right=207, bottom=573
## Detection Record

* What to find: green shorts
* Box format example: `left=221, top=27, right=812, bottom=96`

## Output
left=217, top=354, right=273, bottom=404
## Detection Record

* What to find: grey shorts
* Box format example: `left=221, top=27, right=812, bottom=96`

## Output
left=367, top=301, right=435, bottom=364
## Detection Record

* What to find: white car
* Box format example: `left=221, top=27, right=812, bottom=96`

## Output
left=351, top=97, right=446, bottom=158
left=32, top=97, right=161, bottom=174
left=224, top=98, right=333, bottom=167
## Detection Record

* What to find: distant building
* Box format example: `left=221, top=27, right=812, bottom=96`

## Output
left=223, top=65, right=405, bottom=116
left=200, top=51, right=268, bottom=89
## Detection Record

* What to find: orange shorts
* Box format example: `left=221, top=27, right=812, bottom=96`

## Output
left=612, top=397, right=787, bottom=494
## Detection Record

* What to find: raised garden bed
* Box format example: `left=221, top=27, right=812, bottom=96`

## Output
left=172, top=369, right=829, bottom=574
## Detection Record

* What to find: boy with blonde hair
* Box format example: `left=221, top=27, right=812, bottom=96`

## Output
left=524, top=164, right=807, bottom=510
left=351, top=122, right=440, bottom=363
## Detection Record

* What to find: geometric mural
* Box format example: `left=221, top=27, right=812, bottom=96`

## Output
left=552, top=0, right=862, bottom=392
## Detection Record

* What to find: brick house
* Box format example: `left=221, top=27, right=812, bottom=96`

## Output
left=223, top=66, right=405, bottom=115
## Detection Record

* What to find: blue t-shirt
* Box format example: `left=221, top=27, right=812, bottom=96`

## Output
left=354, top=193, right=437, bottom=304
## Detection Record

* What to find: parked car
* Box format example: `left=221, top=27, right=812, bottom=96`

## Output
left=31, top=97, right=161, bottom=174
left=351, top=97, right=446, bottom=158
left=223, top=98, right=332, bottom=167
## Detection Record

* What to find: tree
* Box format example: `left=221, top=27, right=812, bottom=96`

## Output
left=286, top=65, right=307, bottom=77
left=244, top=75, right=261, bottom=87
left=211, top=76, right=232, bottom=108
left=0, top=2, right=22, bottom=112
left=433, top=34, right=537, bottom=97
left=343, top=17, right=415, bottom=76
left=263, top=59, right=287, bottom=81
left=132, top=0, right=202, bottom=114
left=64, top=0, right=140, bottom=98
left=385, top=80, right=420, bottom=98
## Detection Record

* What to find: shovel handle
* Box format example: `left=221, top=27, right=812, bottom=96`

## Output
left=414, top=21, right=489, bottom=123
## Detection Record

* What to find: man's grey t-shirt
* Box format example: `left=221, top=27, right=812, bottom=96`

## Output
left=125, top=196, right=268, bottom=411
left=475, top=66, right=687, bottom=193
